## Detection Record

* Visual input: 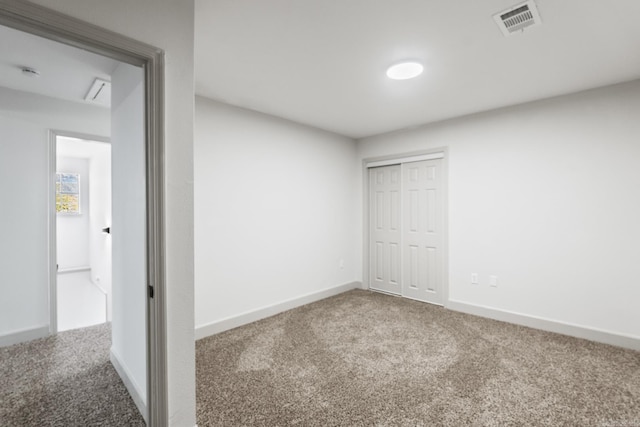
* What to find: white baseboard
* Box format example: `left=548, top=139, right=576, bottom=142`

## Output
left=195, top=281, right=360, bottom=340
left=110, top=348, right=147, bottom=422
left=58, top=266, right=91, bottom=274
left=447, top=300, right=640, bottom=351
left=0, top=325, right=49, bottom=347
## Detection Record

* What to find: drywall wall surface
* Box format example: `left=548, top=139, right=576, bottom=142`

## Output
left=194, top=98, right=358, bottom=328
left=110, top=62, right=146, bottom=406
left=0, top=88, right=108, bottom=344
left=0, top=115, right=49, bottom=338
left=31, top=1, right=197, bottom=423
left=0, top=86, right=110, bottom=136
left=56, top=156, right=90, bottom=269
left=356, top=80, right=640, bottom=338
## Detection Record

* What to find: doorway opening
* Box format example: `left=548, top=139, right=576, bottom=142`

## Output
left=0, top=1, right=167, bottom=424
left=53, top=134, right=111, bottom=333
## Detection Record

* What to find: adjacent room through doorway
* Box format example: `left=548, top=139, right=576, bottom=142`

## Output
left=54, top=135, right=111, bottom=332
left=0, top=16, right=151, bottom=423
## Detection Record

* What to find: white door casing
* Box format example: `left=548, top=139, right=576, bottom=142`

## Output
left=369, top=165, right=402, bottom=295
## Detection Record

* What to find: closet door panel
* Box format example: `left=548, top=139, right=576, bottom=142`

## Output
left=369, top=165, right=402, bottom=295
left=402, top=159, right=444, bottom=305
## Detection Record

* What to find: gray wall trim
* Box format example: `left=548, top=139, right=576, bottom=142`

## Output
left=57, top=266, right=91, bottom=274
left=144, top=36, right=168, bottom=427
left=51, top=129, right=110, bottom=144
left=195, top=282, right=360, bottom=340
left=110, top=348, right=148, bottom=422
left=0, top=325, right=49, bottom=348
left=448, top=299, right=640, bottom=351
left=0, top=1, right=168, bottom=425
left=48, top=131, right=58, bottom=335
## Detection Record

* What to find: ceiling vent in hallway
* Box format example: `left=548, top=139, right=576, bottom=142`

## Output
left=493, top=0, right=542, bottom=37
left=84, top=78, right=111, bottom=106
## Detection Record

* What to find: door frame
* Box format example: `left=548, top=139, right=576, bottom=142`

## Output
left=362, top=148, right=450, bottom=307
left=48, top=130, right=110, bottom=335
left=0, top=1, right=168, bottom=425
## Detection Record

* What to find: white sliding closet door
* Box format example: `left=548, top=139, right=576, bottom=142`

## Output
left=368, top=157, right=445, bottom=305
left=369, top=165, right=402, bottom=295
left=402, top=159, right=444, bottom=305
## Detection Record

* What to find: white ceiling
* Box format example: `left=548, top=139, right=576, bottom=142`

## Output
left=2, top=1, right=639, bottom=137
left=195, top=0, right=640, bottom=139
left=0, top=24, right=117, bottom=107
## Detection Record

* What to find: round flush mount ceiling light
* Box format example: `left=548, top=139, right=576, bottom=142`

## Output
left=386, top=61, right=423, bottom=80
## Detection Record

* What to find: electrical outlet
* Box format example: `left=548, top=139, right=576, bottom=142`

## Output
left=490, top=275, right=498, bottom=287
left=339, top=258, right=344, bottom=269
left=471, top=273, right=479, bottom=285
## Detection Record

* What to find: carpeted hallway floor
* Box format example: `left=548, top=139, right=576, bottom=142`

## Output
left=196, top=289, right=640, bottom=426
left=0, top=323, right=144, bottom=426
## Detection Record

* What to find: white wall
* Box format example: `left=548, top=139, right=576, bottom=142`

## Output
left=194, top=98, right=358, bottom=330
left=30, top=2, right=196, bottom=423
left=0, top=115, right=50, bottom=340
left=357, top=80, right=640, bottom=340
left=0, top=91, right=108, bottom=345
left=56, top=156, right=90, bottom=269
left=0, top=86, right=110, bottom=136
left=110, top=62, right=147, bottom=410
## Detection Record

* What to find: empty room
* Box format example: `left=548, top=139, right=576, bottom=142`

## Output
left=1, top=0, right=639, bottom=426
left=192, top=0, right=640, bottom=425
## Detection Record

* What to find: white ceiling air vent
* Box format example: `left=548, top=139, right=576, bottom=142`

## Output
left=84, top=78, right=111, bottom=107
left=493, top=0, right=542, bottom=37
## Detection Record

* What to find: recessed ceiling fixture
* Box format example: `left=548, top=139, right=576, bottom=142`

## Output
left=21, top=66, right=41, bottom=77
left=386, top=61, right=423, bottom=80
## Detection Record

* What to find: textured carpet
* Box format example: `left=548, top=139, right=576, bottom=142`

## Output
left=0, top=323, right=145, bottom=426
left=196, top=289, right=640, bottom=426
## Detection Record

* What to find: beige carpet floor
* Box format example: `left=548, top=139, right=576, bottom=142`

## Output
left=196, top=289, right=640, bottom=426
left=0, top=323, right=145, bottom=426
